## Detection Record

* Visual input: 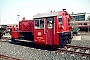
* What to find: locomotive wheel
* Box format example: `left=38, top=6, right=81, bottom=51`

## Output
left=64, top=40, right=68, bottom=44
left=68, top=39, right=72, bottom=44
left=59, top=39, right=64, bottom=48
left=59, top=37, right=65, bottom=48
left=68, top=35, right=72, bottom=44
left=60, top=40, right=67, bottom=48
left=59, top=36, right=66, bottom=48
left=11, top=38, right=16, bottom=42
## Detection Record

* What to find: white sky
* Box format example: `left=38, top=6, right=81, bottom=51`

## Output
left=0, top=0, right=90, bottom=24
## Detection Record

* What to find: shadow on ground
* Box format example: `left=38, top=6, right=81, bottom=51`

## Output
left=9, top=40, right=57, bottom=51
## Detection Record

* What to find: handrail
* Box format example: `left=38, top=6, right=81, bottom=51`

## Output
left=54, top=23, right=55, bottom=34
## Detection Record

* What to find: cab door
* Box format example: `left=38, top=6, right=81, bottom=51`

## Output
left=34, top=18, right=54, bottom=46
left=34, top=18, right=47, bottom=45
left=46, top=17, right=54, bottom=45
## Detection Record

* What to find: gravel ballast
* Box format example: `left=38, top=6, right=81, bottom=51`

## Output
left=71, top=35, right=90, bottom=47
left=0, top=41, right=90, bottom=60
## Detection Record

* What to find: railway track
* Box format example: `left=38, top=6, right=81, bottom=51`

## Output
left=0, top=37, right=11, bottom=42
left=57, top=44, right=90, bottom=58
left=0, top=35, right=11, bottom=42
left=0, top=54, right=22, bottom=60
left=1, top=37, right=90, bottom=57
left=0, top=35, right=90, bottom=59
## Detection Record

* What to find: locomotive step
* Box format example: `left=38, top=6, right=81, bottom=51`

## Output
left=14, top=39, right=34, bottom=43
left=18, top=35, right=25, bottom=38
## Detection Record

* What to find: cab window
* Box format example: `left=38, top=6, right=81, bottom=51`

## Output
left=40, top=19, right=44, bottom=28
left=47, top=17, right=54, bottom=29
left=34, top=18, right=44, bottom=29
left=68, top=18, right=70, bottom=26
left=58, top=15, right=62, bottom=25
left=34, top=19, right=39, bottom=29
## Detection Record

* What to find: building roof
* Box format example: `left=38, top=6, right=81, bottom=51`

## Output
left=7, top=24, right=18, bottom=26
left=70, top=12, right=90, bottom=15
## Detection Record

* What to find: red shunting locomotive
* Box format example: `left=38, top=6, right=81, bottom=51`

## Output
left=11, top=9, right=72, bottom=48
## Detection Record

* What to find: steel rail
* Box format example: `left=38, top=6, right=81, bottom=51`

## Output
left=0, top=54, right=23, bottom=60
left=57, top=45, right=90, bottom=57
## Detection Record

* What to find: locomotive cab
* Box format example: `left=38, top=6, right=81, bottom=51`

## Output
left=33, top=9, right=72, bottom=47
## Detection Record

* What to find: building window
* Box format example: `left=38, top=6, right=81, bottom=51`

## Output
left=84, top=22, right=87, bottom=25
left=71, top=14, right=85, bottom=21
left=78, top=23, right=82, bottom=26
left=78, top=15, right=85, bottom=20
left=71, top=16, right=79, bottom=21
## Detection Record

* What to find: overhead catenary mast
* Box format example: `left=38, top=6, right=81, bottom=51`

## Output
left=0, top=15, right=1, bottom=25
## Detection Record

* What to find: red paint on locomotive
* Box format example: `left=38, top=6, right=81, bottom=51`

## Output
left=33, top=9, right=72, bottom=47
left=11, top=9, right=72, bottom=48
left=19, top=17, right=34, bottom=32
left=11, top=26, right=19, bottom=39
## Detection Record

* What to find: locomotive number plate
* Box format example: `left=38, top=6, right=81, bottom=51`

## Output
left=38, top=32, right=41, bottom=36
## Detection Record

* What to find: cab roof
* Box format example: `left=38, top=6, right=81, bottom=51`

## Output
left=33, top=11, right=66, bottom=18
